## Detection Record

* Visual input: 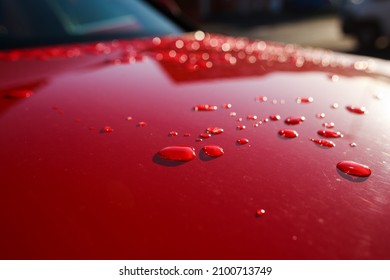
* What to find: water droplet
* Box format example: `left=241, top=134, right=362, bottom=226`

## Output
left=184, top=133, right=191, bottom=137
left=229, top=112, right=237, bottom=117
left=5, top=89, right=33, bottom=99
left=194, top=104, right=218, bottom=111
left=317, top=130, right=343, bottom=138
left=310, top=138, right=336, bottom=148
left=206, top=127, right=224, bottom=135
left=194, top=30, right=205, bottom=41
left=285, top=116, right=305, bottom=125
left=316, top=113, right=326, bottom=119
left=195, top=138, right=203, bottom=142
left=337, top=161, right=371, bottom=177
left=202, top=145, right=224, bottom=157
left=270, top=115, right=281, bottom=121
left=261, top=118, right=269, bottom=123
left=256, top=209, right=266, bottom=217
left=200, top=133, right=212, bottom=138
left=346, top=105, right=367, bottom=115
left=256, top=96, right=267, bottom=102
left=137, top=121, right=147, bottom=127
left=169, top=131, right=178, bottom=136
left=152, top=37, right=161, bottom=46
left=328, top=74, right=339, bottom=82
left=101, top=126, right=114, bottom=133
left=296, top=97, right=314, bottom=103
left=279, top=128, right=299, bottom=138
left=331, top=103, right=339, bottom=109
left=222, top=103, right=232, bottom=109
left=350, top=142, right=357, bottom=147
left=126, top=116, right=133, bottom=121
left=158, top=146, right=196, bottom=162
left=322, top=122, right=335, bottom=128
left=237, top=138, right=249, bottom=145
left=247, top=115, right=257, bottom=120
left=236, top=125, right=246, bottom=130
left=237, top=117, right=243, bottom=122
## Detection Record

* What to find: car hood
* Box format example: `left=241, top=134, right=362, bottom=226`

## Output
left=1, top=32, right=390, bottom=260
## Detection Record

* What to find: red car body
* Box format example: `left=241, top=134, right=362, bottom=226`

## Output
left=1, top=31, right=390, bottom=260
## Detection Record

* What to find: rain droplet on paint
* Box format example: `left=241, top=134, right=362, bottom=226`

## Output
left=247, top=115, right=258, bottom=120
left=296, top=97, right=314, bottom=103
left=331, top=103, right=339, bottom=109
left=126, top=116, right=133, bottom=121
left=194, top=104, right=218, bottom=111
left=310, top=138, right=336, bottom=148
left=158, top=146, right=196, bottom=162
left=184, top=133, right=191, bottom=137
left=137, top=121, right=147, bottom=127
left=278, top=129, right=298, bottom=138
left=350, top=142, right=357, bottom=147
left=5, top=89, right=33, bottom=99
left=270, top=115, right=281, bottom=121
left=316, top=113, right=326, bottom=119
left=336, top=161, right=371, bottom=177
left=202, top=145, right=224, bottom=157
left=346, top=105, right=367, bottom=115
left=169, top=131, right=178, bottom=136
left=206, top=127, right=224, bottom=135
left=317, top=130, right=343, bottom=138
left=285, top=116, right=305, bottom=125
left=229, top=112, right=237, bottom=117
left=200, top=133, right=212, bottom=138
left=101, top=126, right=114, bottom=133
left=256, top=209, right=266, bottom=217
left=222, top=103, right=232, bottom=109
left=322, top=122, right=335, bottom=128
left=195, top=138, right=203, bottom=142
left=256, top=96, right=268, bottom=102
left=236, top=125, right=246, bottom=130
left=237, top=138, right=249, bottom=145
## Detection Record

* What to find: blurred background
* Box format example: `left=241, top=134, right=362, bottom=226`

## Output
left=160, top=0, right=390, bottom=59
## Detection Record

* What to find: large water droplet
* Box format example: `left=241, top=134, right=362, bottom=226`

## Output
left=206, top=127, right=224, bottom=135
left=285, top=116, right=305, bottom=125
left=310, top=138, right=336, bottom=148
left=337, top=161, right=371, bottom=177
left=317, top=130, right=343, bottom=138
left=202, top=145, right=224, bottom=157
left=296, top=97, right=314, bottom=103
left=158, top=146, right=196, bottom=162
left=278, top=129, right=298, bottom=138
left=194, top=104, right=218, bottom=111
left=237, top=138, right=249, bottom=145
left=346, top=105, right=367, bottom=115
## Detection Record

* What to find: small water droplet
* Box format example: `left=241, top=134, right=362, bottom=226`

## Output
left=256, top=96, right=267, bottom=102
left=310, top=138, right=336, bottom=148
left=222, top=103, right=232, bottom=109
left=237, top=117, right=243, bottom=122
left=270, top=115, right=281, bottom=121
left=278, top=129, right=299, bottom=138
left=236, top=125, right=246, bottom=130
left=328, top=74, right=339, bottom=82
left=169, top=131, right=178, bottom=136
left=194, top=104, right=218, bottom=111
left=101, top=126, right=114, bottom=133
left=337, top=161, right=371, bottom=177
left=346, top=105, right=367, bottom=115
left=158, top=146, right=196, bottom=162
left=202, top=145, right=224, bottom=157
left=5, top=89, right=33, bottom=99
left=195, top=138, right=203, bottom=142
left=285, top=116, right=305, bottom=125
left=137, top=121, right=147, bottom=127
left=256, top=209, right=266, bottom=217
left=317, top=130, right=343, bottom=138
left=200, top=133, right=212, bottom=138
left=229, top=112, right=237, bottom=117
left=322, top=122, right=335, bottom=128
left=206, top=127, right=224, bottom=135
left=316, top=113, right=326, bottom=119
left=296, top=97, right=314, bottom=103
left=126, top=116, right=133, bottom=121
left=350, top=142, right=357, bottom=147
left=184, top=133, right=191, bottom=137
left=331, top=103, right=339, bottom=109
left=247, top=115, right=257, bottom=120
left=237, top=138, right=249, bottom=145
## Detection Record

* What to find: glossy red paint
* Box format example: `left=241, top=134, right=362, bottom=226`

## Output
left=1, top=33, right=390, bottom=260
